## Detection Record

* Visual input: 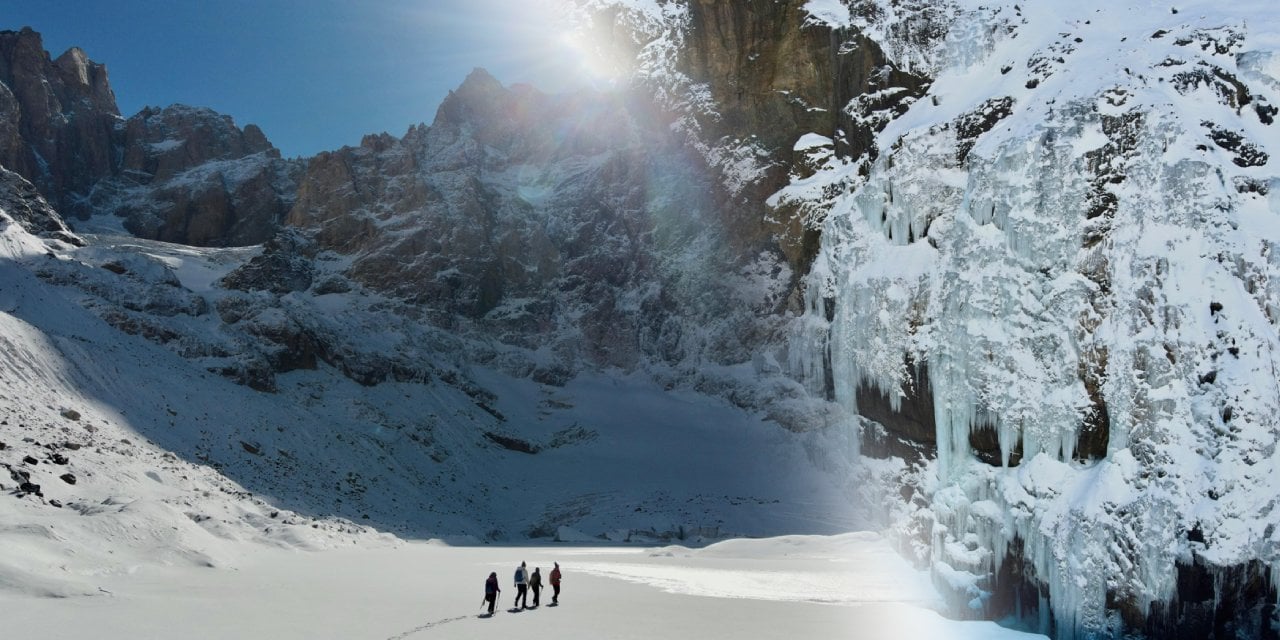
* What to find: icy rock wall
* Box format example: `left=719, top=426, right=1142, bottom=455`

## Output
left=792, top=0, right=1280, bottom=636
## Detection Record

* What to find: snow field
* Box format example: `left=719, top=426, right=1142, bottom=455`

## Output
left=0, top=534, right=1046, bottom=640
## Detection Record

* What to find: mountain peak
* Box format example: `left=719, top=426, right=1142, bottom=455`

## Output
left=431, top=67, right=511, bottom=130
left=1, top=26, right=43, bottom=46
left=459, top=67, right=502, bottom=92
left=0, top=26, right=121, bottom=216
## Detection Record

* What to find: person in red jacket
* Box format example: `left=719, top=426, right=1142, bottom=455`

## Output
left=484, top=572, right=501, bottom=614
left=550, top=562, right=562, bottom=604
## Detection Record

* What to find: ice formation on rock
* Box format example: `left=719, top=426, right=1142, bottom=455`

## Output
left=785, top=0, right=1280, bottom=636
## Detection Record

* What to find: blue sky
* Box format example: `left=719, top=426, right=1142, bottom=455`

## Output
left=5, top=1, right=587, bottom=157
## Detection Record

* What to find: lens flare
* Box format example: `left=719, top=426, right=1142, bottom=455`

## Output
left=398, top=0, right=634, bottom=95
left=555, top=23, right=631, bottom=87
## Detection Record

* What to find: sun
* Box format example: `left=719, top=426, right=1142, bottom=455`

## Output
left=485, top=0, right=637, bottom=91
left=554, top=18, right=634, bottom=87
left=397, top=0, right=638, bottom=94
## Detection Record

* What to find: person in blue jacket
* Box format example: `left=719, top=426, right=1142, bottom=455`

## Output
left=514, top=561, right=529, bottom=609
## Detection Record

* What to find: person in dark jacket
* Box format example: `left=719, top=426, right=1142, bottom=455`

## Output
left=529, top=567, right=543, bottom=607
left=484, top=572, right=501, bottom=614
left=514, top=561, right=529, bottom=609
left=550, top=562, right=562, bottom=604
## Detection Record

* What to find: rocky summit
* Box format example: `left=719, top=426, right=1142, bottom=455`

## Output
left=0, top=28, right=118, bottom=217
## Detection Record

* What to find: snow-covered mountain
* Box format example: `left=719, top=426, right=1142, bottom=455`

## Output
left=283, top=68, right=781, bottom=376
left=5, top=0, right=1280, bottom=636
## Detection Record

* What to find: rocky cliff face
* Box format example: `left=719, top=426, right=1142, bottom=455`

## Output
left=574, top=0, right=928, bottom=284
left=0, top=27, right=119, bottom=216
left=283, top=68, right=791, bottom=378
left=90, top=104, right=301, bottom=246
left=679, top=0, right=929, bottom=269
left=0, top=28, right=296, bottom=246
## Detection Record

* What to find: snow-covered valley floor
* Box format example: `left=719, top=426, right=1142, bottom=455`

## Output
left=0, top=534, right=1044, bottom=640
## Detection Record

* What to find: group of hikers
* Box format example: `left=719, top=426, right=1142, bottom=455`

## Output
left=483, top=561, right=561, bottom=614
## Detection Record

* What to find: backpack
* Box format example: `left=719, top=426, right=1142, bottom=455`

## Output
left=515, top=567, right=524, bottom=583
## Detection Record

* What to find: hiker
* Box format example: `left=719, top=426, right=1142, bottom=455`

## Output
left=514, top=561, right=529, bottom=609
left=484, top=571, right=501, bottom=614
left=550, top=562, right=562, bottom=604
left=529, top=567, right=543, bottom=607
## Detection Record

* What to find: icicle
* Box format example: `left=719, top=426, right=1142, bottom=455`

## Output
left=1273, top=561, right=1280, bottom=620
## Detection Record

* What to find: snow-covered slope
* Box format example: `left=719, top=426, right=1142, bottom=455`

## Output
left=0, top=197, right=864, bottom=599
left=0, top=210, right=395, bottom=597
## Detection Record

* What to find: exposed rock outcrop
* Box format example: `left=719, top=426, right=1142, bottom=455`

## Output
left=218, top=229, right=317, bottom=295
left=0, top=165, right=82, bottom=245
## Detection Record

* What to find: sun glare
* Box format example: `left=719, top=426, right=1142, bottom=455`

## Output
left=401, top=0, right=634, bottom=94
left=465, top=0, right=634, bottom=91
left=506, top=0, right=635, bottom=91
left=556, top=27, right=630, bottom=87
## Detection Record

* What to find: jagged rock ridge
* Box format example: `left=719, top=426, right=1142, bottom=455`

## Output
left=0, top=27, right=118, bottom=215
left=0, top=27, right=298, bottom=246
left=91, top=104, right=301, bottom=246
